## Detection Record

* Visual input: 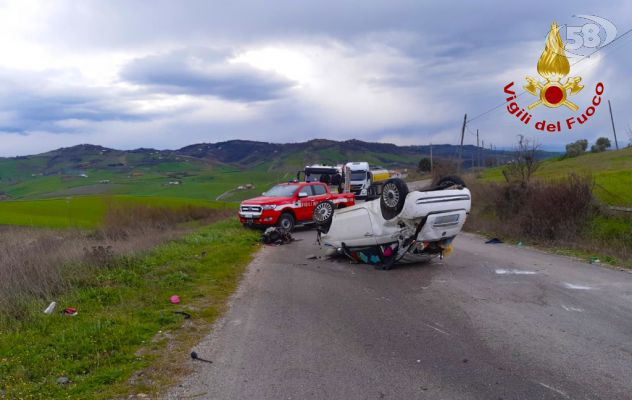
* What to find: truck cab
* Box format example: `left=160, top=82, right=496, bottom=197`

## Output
left=345, top=162, right=390, bottom=199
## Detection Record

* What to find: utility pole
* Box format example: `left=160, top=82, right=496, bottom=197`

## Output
left=458, top=114, right=467, bottom=174
left=476, top=129, right=480, bottom=169
left=430, top=143, right=433, bottom=174
left=608, top=100, right=619, bottom=150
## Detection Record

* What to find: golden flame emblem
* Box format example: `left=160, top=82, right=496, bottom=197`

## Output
left=524, top=22, right=583, bottom=111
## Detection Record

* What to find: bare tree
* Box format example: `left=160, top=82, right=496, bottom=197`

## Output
left=502, top=135, right=541, bottom=185
left=627, top=124, right=632, bottom=147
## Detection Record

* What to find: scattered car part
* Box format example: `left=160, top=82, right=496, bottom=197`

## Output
left=44, top=301, right=57, bottom=314
left=62, top=307, right=78, bottom=316
left=174, top=311, right=192, bottom=319
left=262, top=227, right=293, bottom=245
left=191, top=351, right=213, bottom=364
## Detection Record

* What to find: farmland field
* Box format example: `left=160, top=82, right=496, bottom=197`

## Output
left=0, top=196, right=235, bottom=229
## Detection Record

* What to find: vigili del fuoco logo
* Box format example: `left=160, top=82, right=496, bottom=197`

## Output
left=503, top=22, right=605, bottom=133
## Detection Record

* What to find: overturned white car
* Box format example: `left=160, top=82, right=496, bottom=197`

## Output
left=314, top=176, right=471, bottom=269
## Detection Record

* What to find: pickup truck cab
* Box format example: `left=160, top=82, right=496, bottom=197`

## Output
left=239, top=181, right=355, bottom=231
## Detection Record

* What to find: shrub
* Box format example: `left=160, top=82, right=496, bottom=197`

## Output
left=466, top=174, right=595, bottom=241
left=591, top=137, right=611, bottom=153
left=565, top=139, right=588, bottom=157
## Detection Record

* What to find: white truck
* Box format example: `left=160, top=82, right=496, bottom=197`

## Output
left=344, top=162, right=390, bottom=200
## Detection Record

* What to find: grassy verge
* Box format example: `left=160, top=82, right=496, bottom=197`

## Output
left=479, top=147, right=632, bottom=206
left=465, top=175, right=632, bottom=269
left=0, top=218, right=260, bottom=399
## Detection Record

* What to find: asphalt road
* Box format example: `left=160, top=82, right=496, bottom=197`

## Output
left=167, top=230, right=632, bottom=400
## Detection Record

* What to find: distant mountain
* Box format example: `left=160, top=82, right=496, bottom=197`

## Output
left=169, top=139, right=558, bottom=170
left=0, top=139, right=560, bottom=200
left=1, top=138, right=561, bottom=177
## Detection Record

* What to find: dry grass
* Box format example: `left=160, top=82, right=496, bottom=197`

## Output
left=0, top=203, right=232, bottom=319
left=465, top=174, right=632, bottom=265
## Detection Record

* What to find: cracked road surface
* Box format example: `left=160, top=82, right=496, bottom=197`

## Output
left=167, top=230, right=632, bottom=400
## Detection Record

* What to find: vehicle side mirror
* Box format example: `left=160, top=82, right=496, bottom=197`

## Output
left=298, top=192, right=309, bottom=198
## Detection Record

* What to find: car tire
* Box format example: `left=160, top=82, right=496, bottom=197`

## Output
left=277, top=212, right=295, bottom=232
left=313, top=201, right=334, bottom=233
left=435, top=175, right=466, bottom=189
left=380, top=178, right=409, bottom=220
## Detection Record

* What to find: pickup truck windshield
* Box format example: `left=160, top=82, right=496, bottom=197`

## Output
left=264, top=184, right=300, bottom=197
left=350, top=171, right=367, bottom=181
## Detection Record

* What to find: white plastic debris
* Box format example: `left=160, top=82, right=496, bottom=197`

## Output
left=44, top=301, right=57, bottom=314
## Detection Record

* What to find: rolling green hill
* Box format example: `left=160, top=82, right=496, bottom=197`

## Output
left=0, top=139, right=559, bottom=202
left=481, top=147, right=632, bottom=206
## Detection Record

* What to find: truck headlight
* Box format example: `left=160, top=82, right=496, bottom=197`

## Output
left=361, top=189, right=367, bottom=195
left=261, top=205, right=276, bottom=210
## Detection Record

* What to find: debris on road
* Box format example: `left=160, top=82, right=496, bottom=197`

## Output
left=305, top=254, right=318, bottom=260
left=485, top=238, right=503, bottom=244
left=262, top=227, right=293, bottom=245
left=191, top=351, right=213, bottom=364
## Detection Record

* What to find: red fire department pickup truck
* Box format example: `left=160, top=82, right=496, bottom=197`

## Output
left=239, top=181, right=355, bottom=231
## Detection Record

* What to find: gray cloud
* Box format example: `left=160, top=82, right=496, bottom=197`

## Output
left=0, top=0, right=630, bottom=156
left=120, top=48, right=295, bottom=101
left=0, top=69, right=148, bottom=133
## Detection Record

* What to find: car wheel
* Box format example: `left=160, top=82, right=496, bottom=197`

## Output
left=277, top=212, right=295, bottom=232
left=435, top=175, right=466, bottom=189
left=313, top=201, right=334, bottom=232
left=380, top=178, right=409, bottom=220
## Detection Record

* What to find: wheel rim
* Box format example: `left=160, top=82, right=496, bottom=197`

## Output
left=382, top=183, right=399, bottom=208
left=281, top=217, right=292, bottom=229
left=315, top=204, right=332, bottom=222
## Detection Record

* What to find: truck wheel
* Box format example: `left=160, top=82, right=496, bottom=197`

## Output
left=313, top=201, right=334, bottom=232
left=277, top=213, right=295, bottom=232
left=380, top=178, right=409, bottom=220
left=435, top=175, right=466, bottom=189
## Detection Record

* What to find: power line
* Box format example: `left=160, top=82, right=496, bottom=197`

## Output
left=467, top=25, right=632, bottom=124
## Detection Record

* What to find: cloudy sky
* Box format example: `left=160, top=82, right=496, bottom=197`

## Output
left=0, top=0, right=630, bottom=156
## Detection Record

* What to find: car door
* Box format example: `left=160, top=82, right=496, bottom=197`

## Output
left=310, top=183, right=329, bottom=209
left=295, top=185, right=314, bottom=221
left=326, top=207, right=377, bottom=247
left=301, top=184, right=321, bottom=222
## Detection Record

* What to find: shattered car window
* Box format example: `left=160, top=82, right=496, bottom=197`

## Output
left=263, top=184, right=300, bottom=197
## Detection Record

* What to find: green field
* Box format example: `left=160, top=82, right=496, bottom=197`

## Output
left=480, top=147, right=632, bottom=206
left=0, top=196, right=237, bottom=229
left=0, top=166, right=285, bottom=202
